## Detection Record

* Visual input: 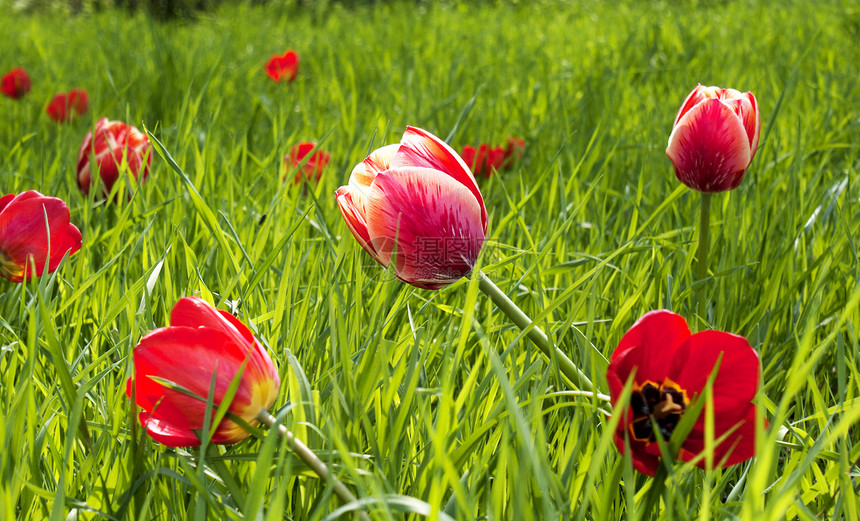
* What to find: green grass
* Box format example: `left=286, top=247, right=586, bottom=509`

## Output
left=1, top=0, right=859, bottom=519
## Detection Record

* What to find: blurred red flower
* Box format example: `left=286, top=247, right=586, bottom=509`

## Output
left=461, top=144, right=505, bottom=177
left=265, top=50, right=299, bottom=82
left=0, top=191, right=82, bottom=283
left=502, top=136, right=525, bottom=167
left=127, top=297, right=281, bottom=446
left=606, top=310, right=762, bottom=476
left=1, top=67, right=32, bottom=99
left=76, top=118, right=152, bottom=198
left=286, top=142, right=329, bottom=184
left=46, top=89, right=89, bottom=123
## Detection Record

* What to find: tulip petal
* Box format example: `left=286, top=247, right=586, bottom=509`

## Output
left=363, top=167, right=485, bottom=289
left=391, top=127, right=487, bottom=230
left=132, top=326, right=255, bottom=424
left=336, top=186, right=385, bottom=266
left=139, top=411, right=203, bottom=446
left=667, top=98, right=752, bottom=192
left=606, top=310, right=691, bottom=399
left=0, top=194, right=82, bottom=277
left=613, top=432, right=660, bottom=476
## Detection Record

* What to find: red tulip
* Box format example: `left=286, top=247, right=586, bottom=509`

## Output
left=461, top=144, right=505, bottom=178
left=46, top=89, right=89, bottom=123
left=127, top=297, right=281, bottom=446
left=1, top=67, right=32, bottom=99
left=606, top=310, right=762, bottom=476
left=0, top=191, right=82, bottom=283
left=666, top=84, right=760, bottom=192
left=265, top=50, right=299, bottom=82
left=336, top=126, right=487, bottom=290
left=502, top=136, right=525, bottom=167
left=286, top=142, right=330, bottom=184
left=76, top=118, right=152, bottom=198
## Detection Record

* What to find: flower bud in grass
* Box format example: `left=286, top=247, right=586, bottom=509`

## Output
left=127, top=297, right=280, bottom=446
left=461, top=143, right=505, bottom=178
left=0, top=191, right=82, bottom=283
left=265, top=50, right=299, bottom=82
left=336, top=126, right=487, bottom=289
left=606, top=310, right=762, bottom=476
left=1, top=67, right=32, bottom=99
left=666, top=84, right=760, bottom=192
left=76, top=118, right=152, bottom=198
left=46, top=88, right=89, bottom=123
left=286, top=142, right=329, bottom=184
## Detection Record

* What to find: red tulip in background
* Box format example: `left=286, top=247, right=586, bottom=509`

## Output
left=336, top=126, right=487, bottom=289
left=1, top=67, right=32, bottom=99
left=286, top=142, right=330, bottom=184
left=46, top=89, right=89, bottom=123
left=76, top=118, right=152, bottom=198
left=127, top=297, right=280, bottom=446
left=0, top=191, right=82, bottom=283
left=666, top=84, right=760, bottom=192
left=461, top=136, right=524, bottom=177
left=265, top=50, right=299, bottom=82
left=606, top=310, right=761, bottom=476
left=461, top=144, right=505, bottom=178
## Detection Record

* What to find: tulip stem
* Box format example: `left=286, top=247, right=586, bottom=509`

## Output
left=257, top=411, right=370, bottom=521
left=696, top=192, right=712, bottom=328
left=477, top=271, right=594, bottom=392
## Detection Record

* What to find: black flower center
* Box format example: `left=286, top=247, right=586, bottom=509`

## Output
left=629, top=379, right=690, bottom=443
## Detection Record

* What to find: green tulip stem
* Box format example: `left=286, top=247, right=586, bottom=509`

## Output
left=257, top=410, right=370, bottom=521
left=696, top=192, right=712, bottom=328
left=478, top=271, right=594, bottom=392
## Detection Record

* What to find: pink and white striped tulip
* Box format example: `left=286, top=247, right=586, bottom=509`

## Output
left=335, top=126, right=488, bottom=290
left=666, top=85, right=760, bottom=193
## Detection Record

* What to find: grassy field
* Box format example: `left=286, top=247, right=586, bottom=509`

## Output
left=1, top=0, right=859, bottom=519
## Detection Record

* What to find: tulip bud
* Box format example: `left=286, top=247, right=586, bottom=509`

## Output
left=76, top=118, right=152, bottom=198
left=127, top=297, right=281, bottom=446
left=286, top=142, right=330, bottom=184
left=666, top=85, right=760, bottom=192
left=0, top=191, right=82, bottom=283
left=46, top=89, right=89, bottom=123
left=265, top=50, right=299, bottom=82
left=336, top=126, right=488, bottom=289
left=1, top=68, right=32, bottom=100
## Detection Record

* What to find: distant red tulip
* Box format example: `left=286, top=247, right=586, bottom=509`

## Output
left=461, top=144, right=505, bottom=178
left=336, top=126, right=487, bottom=289
left=666, top=84, right=760, bottom=192
left=265, top=50, right=299, bottom=82
left=286, top=142, right=329, bottom=184
left=1, top=68, right=32, bottom=99
left=127, top=297, right=281, bottom=446
left=46, top=89, right=89, bottom=123
left=0, top=191, right=82, bottom=283
left=76, top=118, right=152, bottom=198
left=502, top=136, right=525, bottom=167
left=606, top=310, right=762, bottom=476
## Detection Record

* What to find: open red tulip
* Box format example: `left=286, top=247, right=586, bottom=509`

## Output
left=336, top=126, right=487, bottom=289
left=1, top=67, right=32, bottom=100
left=46, top=89, right=89, bottom=123
left=666, top=85, right=760, bottom=192
left=286, top=142, right=329, bottom=184
left=606, top=310, right=761, bottom=476
left=76, top=118, right=152, bottom=198
left=461, top=143, right=505, bottom=178
left=0, top=191, right=82, bottom=283
left=127, top=297, right=281, bottom=446
left=265, top=50, right=299, bottom=82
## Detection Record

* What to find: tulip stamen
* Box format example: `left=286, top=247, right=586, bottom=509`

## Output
left=629, top=379, right=690, bottom=443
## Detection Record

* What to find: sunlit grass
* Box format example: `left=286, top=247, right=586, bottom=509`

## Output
left=0, top=0, right=858, bottom=519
